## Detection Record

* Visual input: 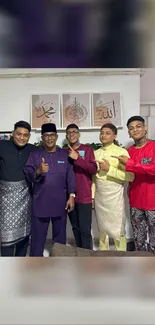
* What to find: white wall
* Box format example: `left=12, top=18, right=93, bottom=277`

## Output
left=0, top=71, right=140, bottom=242
left=140, top=69, right=155, bottom=140
left=0, top=73, right=140, bottom=147
left=140, top=68, right=155, bottom=103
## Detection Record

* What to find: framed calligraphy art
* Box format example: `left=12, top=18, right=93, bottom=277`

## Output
left=92, top=92, right=123, bottom=128
left=62, top=93, right=91, bottom=128
left=31, top=94, right=60, bottom=129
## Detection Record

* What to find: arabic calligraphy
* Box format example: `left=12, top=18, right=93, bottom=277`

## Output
left=64, top=97, right=88, bottom=124
left=93, top=92, right=122, bottom=127
left=34, top=101, right=56, bottom=119
left=32, top=95, right=60, bottom=129
left=96, top=100, right=116, bottom=120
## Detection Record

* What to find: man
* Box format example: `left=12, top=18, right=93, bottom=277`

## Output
left=113, top=116, right=155, bottom=253
left=24, top=123, right=76, bottom=256
left=0, top=120, right=37, bottom=256
left=92, top=123, right=134, bottom=251
left=66, top=123, right=97, bottom=250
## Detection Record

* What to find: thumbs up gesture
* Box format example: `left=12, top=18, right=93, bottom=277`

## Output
left=37, top=157, right=49, bottom=176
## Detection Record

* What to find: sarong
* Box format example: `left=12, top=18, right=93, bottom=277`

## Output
left=0, top=180, right=32, bottom=246
left=94, top=179, right=126, bottom=240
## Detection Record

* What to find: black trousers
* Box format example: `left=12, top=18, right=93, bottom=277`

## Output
left=68, top=202, right=93, bottom=249
left=1, top=235, right=30, bottom=256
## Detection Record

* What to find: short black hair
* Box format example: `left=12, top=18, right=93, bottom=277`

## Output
left=66, top=124, right=79, bottom=132
left=100, top=123, right=117, bottom=135
left=126, top=116, right=145, bottom=128
left=14, top=121, right=31, bottom=132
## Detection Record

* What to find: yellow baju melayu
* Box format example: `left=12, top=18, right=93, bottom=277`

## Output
left=92, top=143, right=134, bottom=251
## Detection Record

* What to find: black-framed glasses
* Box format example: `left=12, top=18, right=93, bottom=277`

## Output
left=66, top=130, right=79, bottom=136
left=43, top=133, right=57, bottom=139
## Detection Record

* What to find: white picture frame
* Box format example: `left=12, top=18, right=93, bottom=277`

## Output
left=92, top=92, right=123, bottom=128
left=61, top=93, right=91, bottom=128
left=31, top=94, right=61, bottom=129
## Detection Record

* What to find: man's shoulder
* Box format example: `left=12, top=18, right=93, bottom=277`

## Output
left=127, top=144, right=134, bottom=152
left=28, top=146, right=43, bottom=157
left=94, top=147, right=101, bottom=155
left=0, top=139, right=10, bottom=147
left=58, top=147, right=68, bottom=156
left=116, top=146, right=128, bottom=155
left=27, top=143, right=39, bottom=151
left=127, top=140, right=155, bottom=151
left=148, top=139, right=155, bottom=146
left=93, top=148, right=102, bottom=161
left=80, top=144, right=93, bottom=152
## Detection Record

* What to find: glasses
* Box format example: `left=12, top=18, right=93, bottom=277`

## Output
left=43, top=133, right=57, bottom=139
left=66, top=130, right=79, bottom=136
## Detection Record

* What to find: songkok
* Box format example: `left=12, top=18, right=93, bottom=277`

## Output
left=41, top=123, right=57, bottom=135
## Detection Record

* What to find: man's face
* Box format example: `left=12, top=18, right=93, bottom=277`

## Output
left=66, top=128, right=80, bottom=145
left=128, top=120, right=147, bottom=141
left=12, top=127, right=30, bottom=147
left=100, top=127, right=116, bottom=145
left=42, top=132, right=58, bottom=149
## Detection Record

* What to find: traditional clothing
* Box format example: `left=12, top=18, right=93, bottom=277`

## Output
left=92, top=143, right=134, bottom=251
left=24, top=147, right=76, bottom=256
left=0, top=180, right=31, bottom=246
left=126, top=140, right=155, bottom=253
left=0, top=139, right=37, bottom=253
left=70, top=144, right=97, bottom=205
left=68, top=144, right=97, bottom=249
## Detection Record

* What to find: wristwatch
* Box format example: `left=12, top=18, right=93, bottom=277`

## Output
left=70, top=193, right=75, bottom=197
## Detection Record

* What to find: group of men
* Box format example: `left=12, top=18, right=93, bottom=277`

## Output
left=0, top=115, right=155, bottom=256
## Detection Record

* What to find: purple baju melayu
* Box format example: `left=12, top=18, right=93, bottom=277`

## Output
left=24, top=147, right=76, bottom=256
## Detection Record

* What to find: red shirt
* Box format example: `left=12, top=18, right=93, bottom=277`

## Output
left=126, top=140, right=155, bottom=210
left=68, top=144, right=97, bottom=204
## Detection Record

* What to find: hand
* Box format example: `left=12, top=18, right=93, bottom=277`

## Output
left=68, top=145, right=79, bottom=160
left=96, top=159, right=110, bottom=171
left=65, top=195, right=75, bottom=213
left=92, top=199, right=95, bottom=209
left=37, top=157, right=49, bottom=175
left=111, top=155, right=128, bottom=166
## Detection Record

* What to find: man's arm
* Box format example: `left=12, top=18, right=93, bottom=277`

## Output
left=24, top=152, right=45, bottom=183
left=98, top=149, right=134, bottom=183
left=74, top=147, right=97, bottom=175
left=107, top=164, right=135, bottom=182
left=126, top=158, right=155, bottom=176
left=91, top=175, right=96, bottom=209
left=66, top=157, right=76, bottom=195
left=111, top=147, right=155, bottom=176
left=65, top=158, right=76, bottom=213
left=91, top=175, right=96, bottom=199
